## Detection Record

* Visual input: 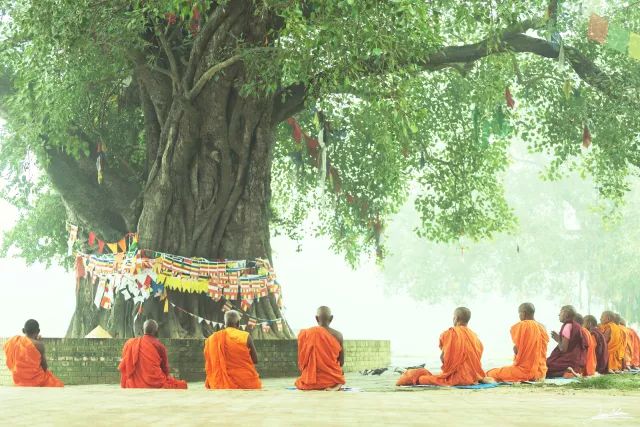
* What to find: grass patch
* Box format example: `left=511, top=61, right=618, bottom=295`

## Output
left=567, top=374, right=640, bottom=391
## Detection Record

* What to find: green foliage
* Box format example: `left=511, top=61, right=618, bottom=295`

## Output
left=1, top=0, right=640, bottom=268
left=0, top=190, right=70, bottom=268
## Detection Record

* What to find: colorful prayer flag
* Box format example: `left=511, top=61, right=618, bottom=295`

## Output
left=606, top=25, right=630, bottom=53
left=107, top=242, right=118, bottom=253
left=88, top=231, right=96, bottom=246
left=587, top=14, right=608, bottom=44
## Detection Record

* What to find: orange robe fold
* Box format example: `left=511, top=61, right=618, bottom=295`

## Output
left=621, top=326, right=634, bottom=369
left=118, top=335, right=187, bottom=389
left=3, top=336, right=63, bottom=387
left=599, top=322, right=625, bottom=371
left=582, top=327, right=597, bottom=376
left=204, top=328, right=261, bottom=389
left=630, top=328, right=640, bottom=368
left=295, top=326, right=345, bottom=390
left=397, top=326, right=485, bottom=386
left=486, top=320, right=549, bottom=382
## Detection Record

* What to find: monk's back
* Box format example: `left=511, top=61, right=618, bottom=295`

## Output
left=4, top=335, right=63, bottom=387
left=295, top=326, right=345, bottom=390
left=204, top=327, right=261, bottom=389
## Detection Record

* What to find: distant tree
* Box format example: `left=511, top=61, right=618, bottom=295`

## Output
left=383, top=148, right=640, bottom=322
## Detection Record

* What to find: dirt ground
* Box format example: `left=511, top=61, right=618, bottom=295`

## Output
left=1, top=374, right=639, bottom=426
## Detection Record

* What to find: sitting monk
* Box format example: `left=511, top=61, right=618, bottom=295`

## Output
left=599, top=311, right=625, bottom=372
left=295, top=306, right=346, bottom=390
left=204, top=310, right=261, bottom=389
left=583, top=315, right=608, bottom=374
left=487, top=303, right=549, bottom=382
left=623, top=321, right=640, bottom=369
left=3, top=319, right=63, bottom=387
left=546, top=305, right=587, bottom=378
left=396, top=307, right=492, bottom=386
left=619, top=318, right=639, bottom=370
left=118, top=319, right=187, bottom=389
left=576, top=314, right=596, bottom=377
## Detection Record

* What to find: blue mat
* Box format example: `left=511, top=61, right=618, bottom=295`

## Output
left=286, top=386, right=361, bottom=392
left=401, top=382, right=508, bottom=390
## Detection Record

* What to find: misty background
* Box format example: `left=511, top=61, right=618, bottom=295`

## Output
left=1, top=142, right=638, bottom=369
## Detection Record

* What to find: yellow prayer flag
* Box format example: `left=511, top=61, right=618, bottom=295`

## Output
left=629, top=32, right=640, bottom=60
left=106, top=243, right=118, bottom=253
left=164, top=298, right=169, bottom=313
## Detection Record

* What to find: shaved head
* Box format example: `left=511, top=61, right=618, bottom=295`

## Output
left=518, top=303, right=535, bottom=320
left=620, top=318, right=627, bottom=326
left=583, top=315, right=598, bottom=329
left=454, top=307, right=471, bottom=325
left=143, top=319, right=158, bottom=336
left=560, top=305, right=576, bottom=322
left=224, top=310, right=241, bottom=327
left=23, top=319, right=40, bottom=337
left=316, top=306, right=333, bottom=326
left=601, top=310, right=615, bottom=324
left=613, top=313, right=622, bottom=324
left=575, top=313, right=584, bottom=325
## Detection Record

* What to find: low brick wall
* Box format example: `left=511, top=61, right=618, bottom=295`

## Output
left=0, top=338, right=390, bottom=386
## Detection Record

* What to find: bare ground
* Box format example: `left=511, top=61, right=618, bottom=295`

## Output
left=1, top=374, right=639, bottom=426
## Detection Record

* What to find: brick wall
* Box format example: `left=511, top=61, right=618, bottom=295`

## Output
left=0, top=338, right=390, bottom=386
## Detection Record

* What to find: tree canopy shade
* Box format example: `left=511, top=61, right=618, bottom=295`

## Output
left=1, top=1, right=640, bottom=336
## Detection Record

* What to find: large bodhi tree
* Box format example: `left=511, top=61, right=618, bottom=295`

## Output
left=0, top=1, right=639, bottom=337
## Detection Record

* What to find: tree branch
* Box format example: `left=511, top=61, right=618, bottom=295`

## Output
left=183, top=2, right=244, bottom=89
left=157, top=30, right=181, bottom=91
left=186, top=55, right=242, bottom=100
left=275, top=20, right=635, bottom=121
left=46, top=147, right=142, bottom=240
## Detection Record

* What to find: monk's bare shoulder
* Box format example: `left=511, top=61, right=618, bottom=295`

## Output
left=326, top=327, right=343, bottom=345
left=29, top=338, right=45, bottom=355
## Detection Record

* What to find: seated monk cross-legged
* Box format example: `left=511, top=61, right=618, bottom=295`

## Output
left=619, top=318, right=636, bottom=371
left=118, top=319, right=187, bottom=389
left=575, top=314, right=597, bottom=377
left=583, top=315, right=608, bottom=374
left=295, top=306, right=346, bottom=391
left=599, top=311, right=625, bottom=373
left=3, top=319, right=63, bottom=387
left=546, top=305, right=588, bottom=378
left=204, top=310, right=261, bottom=389
left=487, top=303, right=549, bottom=382
left=624, top=322, right=640, bottom=369
left=397, top=307, right=493, bottom=387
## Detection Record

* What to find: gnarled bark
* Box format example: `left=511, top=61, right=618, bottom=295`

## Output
left=66, top=2, right=293, bottom=339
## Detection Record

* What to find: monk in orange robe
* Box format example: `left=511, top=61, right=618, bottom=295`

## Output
left=584, top=315, right=608, bottom=374
left=204, top=310, right=261, bottom=389
left=487, top=303, right=549, bottom=382
left=576, top=314, right=596, bottom=376
left=618, top=318, right=640, bottom=370
left=118, top=320, right=187, bottom=389
left=3, top=319, right=63, bottom=387
left=397, top=307, right=492, bottom=387
left=295, top=306, right=346, bottom=390
left=625, top=324, right=640, bottom=369
left=599, top=311, right=625, bottom=372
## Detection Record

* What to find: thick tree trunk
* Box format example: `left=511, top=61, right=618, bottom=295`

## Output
left=66, top=2, right=294, bottom=339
